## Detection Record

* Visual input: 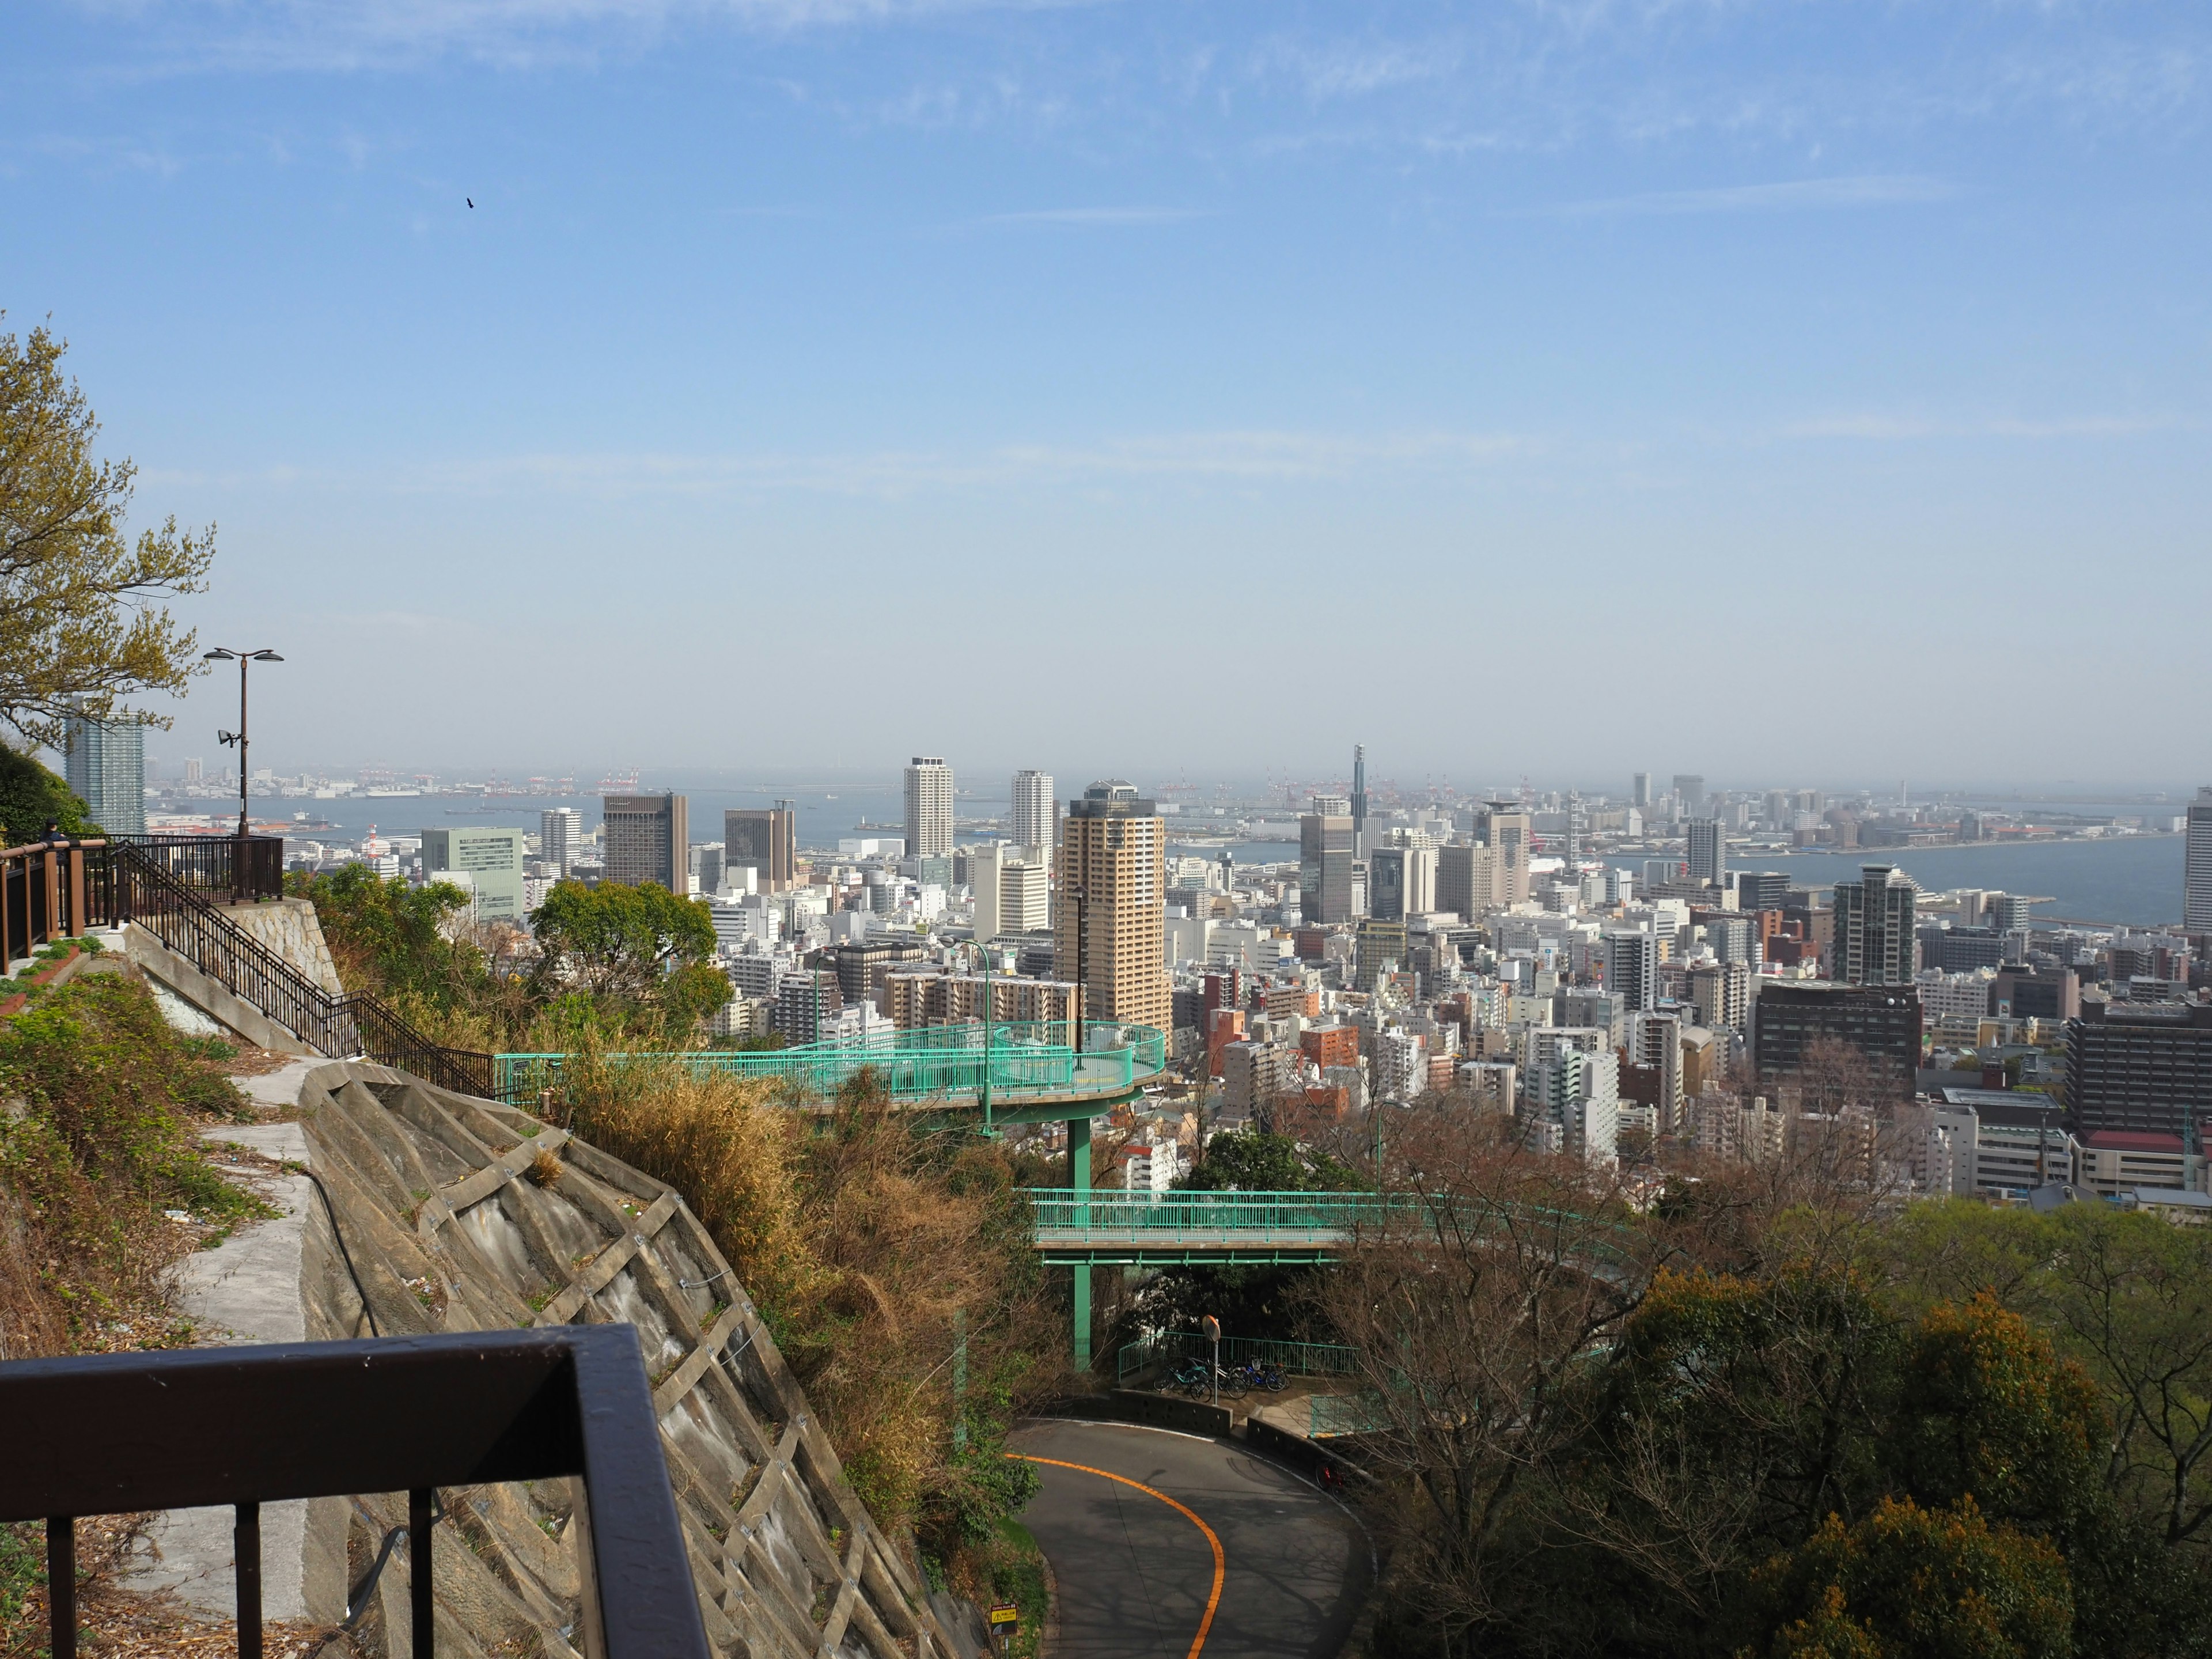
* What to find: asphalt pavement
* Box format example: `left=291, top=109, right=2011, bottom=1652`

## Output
left=1009, top=1419, right=1371, bottom=1659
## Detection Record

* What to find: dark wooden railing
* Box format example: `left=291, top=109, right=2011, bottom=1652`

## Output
left=5, top=836, right=504, bottom=1100
left=0, top=1328, right=711, bottom=1659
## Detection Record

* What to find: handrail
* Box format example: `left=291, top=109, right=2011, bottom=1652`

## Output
left=0, top=1327, right=711, bottom=1659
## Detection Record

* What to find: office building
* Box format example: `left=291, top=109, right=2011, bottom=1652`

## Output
left=1832, top=863, right=1918, bottom=986
left=2187, top=787, right=2212, bottom=931
left=1603, top=929, right=1659, bottom=1013
left=1012, top=770, right=1056, bottom=863
left=540, top=808, right=582, bottom=877
left=1480, top=802, right=1532, bottom=906
left=1368, top=845, right=1438, bottom=922
left=1354, top=919, right=1407, bottom=993
left=1300, top=811, right=1357, bottom=925
left=1672, top=775, right=1706, bottom=815
left=1633, top=772, right=1652, bottom=809
left=904, top=757, right=954, bottom=860
left=62, top=706, right=145, bottom=838
left=2065, top=1000, right=2212, bottom=1142
left=725, top=802, right=798, bottom=893
left=603, top=793, right=687, bottom=890
left=1437, top=844, right=1498, bottom=923
left=1737, top=871, right=1791, bottom=913
left=1350, top=744, right=1370, bottom=858
left=1687, top=819, right=1725, bottom=887
left=420, top=827, right=528, bottom=922
left=1001, top=859, right=1050, bottom=934
left=1753, top=982, right=1923, bottom=1101
left=1055, top=782, right=1169, bottom=1033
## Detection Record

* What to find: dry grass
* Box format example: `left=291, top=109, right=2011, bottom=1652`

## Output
left=553, top=1057, right=1063, bottom=1541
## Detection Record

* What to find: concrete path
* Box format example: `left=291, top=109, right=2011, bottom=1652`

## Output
left=124, top=1117, right=321, bottom=1621
left=1009, top=1419, right=1369, bottom=1659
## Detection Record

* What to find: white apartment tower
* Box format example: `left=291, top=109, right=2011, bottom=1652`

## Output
left=1012, top=769, right=1056, bottom=864
left=904, top=756, right=954, bottom=859
left=540, top=807, right=582, bottom=876
left=2187, top=786, right=2212, bottom=933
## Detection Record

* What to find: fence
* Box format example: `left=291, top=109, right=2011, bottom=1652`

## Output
left=1308, top=1391, right=1392, bottom=1438
left=5, top=834, right=285, bottom=967
left=493, top=1020, right=1168, bottom=1106
left=0, top=1327, right=710, bottom=1659
left=1027, top=1188, right=1422, bottom=1241
left=1116, top=1331, right=1361, bottom=1387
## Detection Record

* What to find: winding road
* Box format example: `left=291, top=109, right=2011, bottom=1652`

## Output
left=1009, top=1420, right=1371, bottom=1659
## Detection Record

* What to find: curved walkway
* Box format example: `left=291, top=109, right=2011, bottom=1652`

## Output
left=1009, top=1419, right=1370, bottom=1659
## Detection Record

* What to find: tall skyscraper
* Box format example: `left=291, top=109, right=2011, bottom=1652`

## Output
left=1604, top=929, right=1658, bottom=1013
left=1055, top=782, right=1169, bottom=1033
left=726, top=802, right=798, bottom=892
left=1437, top=843, right=1497, bottom=923
left=904, top=757, right=953, bottom=859
left=1632, top=772, right=1652, bottom=809
left=540, top=808, right=581, bottom=876
left=1350, top=744, right=1369, bottom=858
left=63, top=707, right=145, bottom=837
left=1370, top=847, right=1408, bottom=921
left=603, top=793, right=687, bottom=890
left=2187, top=786, right=2212, bottom=931
left=1480, top=802, right=1532, bottom=906
left=1011, top=769, right=1056, bottom=861
left=1673, top=774, right=1706, bottom=815
left=1687, top=819, right=1725, bottom=888
left=1300, top=810, right=1357, bottom=924
left=1832, top=863, right=1918, bottom=986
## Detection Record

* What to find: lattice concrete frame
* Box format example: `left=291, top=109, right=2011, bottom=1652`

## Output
left=290, top=1059, right=963, bottom=1659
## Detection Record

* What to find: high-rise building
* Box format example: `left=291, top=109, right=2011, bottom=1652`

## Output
left=2066, top=1001, right=2212, bottom=1141
left=1673, top=775, right=1706, bottom=815
left=1633, top=772, right=1652, bottom=809
left=1752, top=982, right=1922, bottom=1101
left=1604, top=929, right=1659, bottom=1013
left=1354, top=919, right=1407, bottom=993
left=1300, top=811, right=1357, bottom=925
left=1012, top=770, right=1056, bottom=862
left=1001, top=859, right=1051, bottom=934
left=1480, top=802, right=1532, bottom=906
left=2186, top=787, right=2212, bottom=932
left=62, top=707, right=145, bottom=837
left=603, top=793, right=687, bottom=890
left=1627, top=1009, right=1683, bottom=1133
left=1687, top=819, right=1725, bottom=888
left=726, top=803, right=798, bottom=892
left=1369, top=846, right=1438, bottom=922
left=1437, top=844, right=1498, bottom=923
left=1689, top=960, right=1751, bottom=1031
left=1350, top=744, right=1369, bottom=858
left=1833, top=863, right=1918, bottom=986
left=1055, top=782, right=1169, bottom=1033
left=540, top=808, right=582, bottom=876
left=904, top=757, right=953, bottom=859
left=421, top=827, right=527, bottom=921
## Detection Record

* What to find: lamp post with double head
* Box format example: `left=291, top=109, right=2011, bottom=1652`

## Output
left=204, top=648, right=283, bottom=903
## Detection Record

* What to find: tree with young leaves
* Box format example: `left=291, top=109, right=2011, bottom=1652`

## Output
left=529, top=878, right=725, bottom=1036
left=0, top=319, right=215, bottom=749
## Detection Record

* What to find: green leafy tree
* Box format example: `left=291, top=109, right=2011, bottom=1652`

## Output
left=1177, top=1127, right=1365, bottom=1192
left=0, top=742, right=96, bottom=844
left=1742, top=1496, right=2072, bottom=1659
left=286, top=863, right=484, bottom=1009
left=529, top=878, right=724, bottom=1032
left=0, top=320, right=214, bottom=749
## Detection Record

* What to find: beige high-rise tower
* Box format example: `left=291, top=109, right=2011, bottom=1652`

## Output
left=904, top=756, right=953, bottom=859
left=1055, top=781, right=1169, bottom=1034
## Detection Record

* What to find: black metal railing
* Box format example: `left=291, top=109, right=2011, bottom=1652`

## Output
left=116, top=834, right=285, bottom=903
left=0, top=1327, right=711, bottom=1659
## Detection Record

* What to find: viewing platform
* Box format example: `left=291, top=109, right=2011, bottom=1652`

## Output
left=1025, top=1189, right=1421, bottom=1264
left=491, top=1019, right=1169, bottom=1122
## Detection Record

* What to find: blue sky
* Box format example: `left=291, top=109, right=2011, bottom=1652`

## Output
left=7, top=0, right=2209, bottom=790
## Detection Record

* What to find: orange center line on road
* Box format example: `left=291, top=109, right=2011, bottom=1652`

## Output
left=1006, top=1452, right=1226, bottom=1659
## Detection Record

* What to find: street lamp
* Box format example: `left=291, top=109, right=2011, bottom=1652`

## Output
left=204, top=648, right=282, bottom=903
left=965, top=935, right=997, bottom=1137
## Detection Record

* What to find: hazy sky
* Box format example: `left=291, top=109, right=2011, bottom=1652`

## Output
left=9, top=0, right=2210, bottom=789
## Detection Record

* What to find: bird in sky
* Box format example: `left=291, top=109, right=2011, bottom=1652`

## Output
left=467, top=198, right=475, bottom=209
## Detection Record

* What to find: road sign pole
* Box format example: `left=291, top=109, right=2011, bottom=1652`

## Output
left=1204, top=1314, right=1221, bottom=1406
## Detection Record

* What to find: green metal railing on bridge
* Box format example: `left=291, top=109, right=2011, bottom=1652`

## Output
left=1116, top=1331, right=1360, bottom=1388
left=1027, top=1189, right=1424, bottom=1245
left=493, top=1020, right=1166, bottom=1107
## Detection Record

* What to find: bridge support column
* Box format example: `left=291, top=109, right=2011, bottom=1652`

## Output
left=1069, top=1115, right=1093, bottom=1372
